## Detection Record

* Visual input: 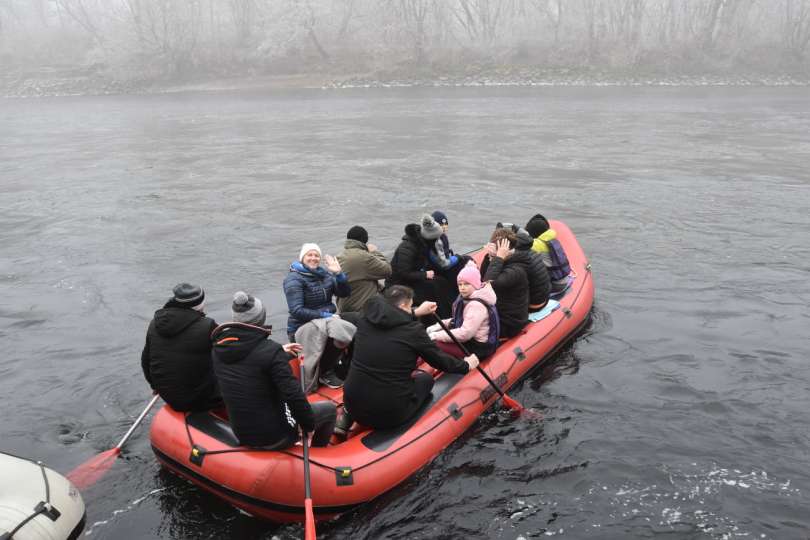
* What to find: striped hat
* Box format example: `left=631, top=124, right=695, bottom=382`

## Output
left=231, top=291, right=266, bottom=325
left=172, top=283, right=205, bottom=308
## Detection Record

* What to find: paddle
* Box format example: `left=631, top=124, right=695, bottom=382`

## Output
left=299, top=363, right=317, bottom=540
left=67, top=393, right=161, bottom=489
left=432, top=313, right=525, bottom=413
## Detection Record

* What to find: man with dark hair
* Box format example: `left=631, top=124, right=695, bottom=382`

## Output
left=336, top=225, right=392, bottom=314
left=340, top=285, right=479, bottom=434
left=481, top=228, right=530, bottom=338
left=141, top=283, right=222, bottom=412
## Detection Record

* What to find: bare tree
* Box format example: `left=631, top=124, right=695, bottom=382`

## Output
left=784, top=0, right=810, bottom=57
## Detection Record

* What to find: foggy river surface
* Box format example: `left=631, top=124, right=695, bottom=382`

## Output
left=1, top=86, right=809, bottom=539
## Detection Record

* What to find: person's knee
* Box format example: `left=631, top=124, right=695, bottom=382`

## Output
left=312, top=401, right=337, bottom=423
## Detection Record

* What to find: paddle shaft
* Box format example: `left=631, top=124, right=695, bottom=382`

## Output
left=432, top=314, right=510, bottom=401
left=299, top=363, right=316, bottom=539
left=116, top=394, right=161, bottom=449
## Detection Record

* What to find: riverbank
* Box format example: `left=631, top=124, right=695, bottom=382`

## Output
left=3, top=63, right=809, bottom=98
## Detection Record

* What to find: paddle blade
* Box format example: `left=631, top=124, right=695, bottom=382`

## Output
left=66, top=447, right=121, bottom=490
left=304, top=498, right=317, bottom=540
left=501, top=393, right=525, bottom=413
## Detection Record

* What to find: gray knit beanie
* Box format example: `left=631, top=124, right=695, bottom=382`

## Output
left=231, top=291, right=266, bottom=325
left=420, top=214, right=443, bottom=240
left=172, top=283, right=205, bottom=307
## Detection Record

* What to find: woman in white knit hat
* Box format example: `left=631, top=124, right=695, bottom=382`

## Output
left=283, top=243, right=351, bottom=342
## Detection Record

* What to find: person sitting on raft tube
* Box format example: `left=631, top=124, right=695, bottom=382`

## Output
left=283, top=243, right=351, bottom=342
left=497, top=222, right=551, bottom=312
left=141, top=283, right=222, bottom=412
left=212, top=292, right=336, bottom=448
left=480, top=228, right=530, bottom=338
left=341, top=286, right=479, bottom=432
left=387, top=216, right=455, bottom=319
left=525, top=213, right=572, bottom=295
left=426, top=261, right=499, bottom=360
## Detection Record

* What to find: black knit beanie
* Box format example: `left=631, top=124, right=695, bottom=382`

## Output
left=346, top=225, right=369, bottom=244
left=525, top=214, right=550, bottom=238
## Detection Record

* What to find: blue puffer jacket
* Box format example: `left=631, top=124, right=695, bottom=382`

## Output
left=283, top=262, right=351, bottom=336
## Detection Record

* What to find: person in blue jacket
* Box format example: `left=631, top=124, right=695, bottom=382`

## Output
left=283, top=243, right=351, bottom=341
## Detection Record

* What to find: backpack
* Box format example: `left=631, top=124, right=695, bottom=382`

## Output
left=542, top=238, right=571, bottom=281
left=451, top=296, right=500, bottom=349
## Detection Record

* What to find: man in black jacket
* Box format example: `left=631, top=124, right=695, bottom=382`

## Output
left=480, top=229, right=530, bottom=338
left=141, top=283, right=221, bottom=412
left=342, top=286, right=479, bottom=432
left=212, top=291, right=336, bottom=448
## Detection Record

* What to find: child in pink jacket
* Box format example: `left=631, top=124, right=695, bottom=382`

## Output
left=427, top=262, right=498, bottom=359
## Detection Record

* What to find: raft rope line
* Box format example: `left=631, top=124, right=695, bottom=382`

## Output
left=178, top=263, right=593, bottom=477
left=0, top=462, right=56, bottom=540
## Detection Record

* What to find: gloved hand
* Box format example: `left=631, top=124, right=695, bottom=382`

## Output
left=448, top=255, right=459, bottom=267
left=320, top=311, right=334, bottom=319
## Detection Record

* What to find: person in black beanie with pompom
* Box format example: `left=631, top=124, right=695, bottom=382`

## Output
left=141, top=283, right=222, bottom=412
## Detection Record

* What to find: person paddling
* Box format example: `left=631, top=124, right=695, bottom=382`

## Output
left=212, top=292, right=336, bottom=448
left=339, top=286, right=478, bottom=435
left=427, top=262, right=499, bottom=360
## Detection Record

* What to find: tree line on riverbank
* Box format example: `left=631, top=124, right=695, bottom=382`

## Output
left=1, top=0, right=809, bottom=94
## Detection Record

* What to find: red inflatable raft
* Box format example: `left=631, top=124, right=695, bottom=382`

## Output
left=149, top=220, right=594, bottom=523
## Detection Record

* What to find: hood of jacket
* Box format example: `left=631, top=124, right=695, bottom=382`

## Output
left=531, top=229, right=558, bottom=253
left=363, top=295, right=413, bottom=329
left=402, top=223, right=423, bottom=244
left=343, top=238, right=368, bottom=252
left=469, top=282, right=497, bottom=305
left=290, top=261, right=329, bottom=278
left=514, top=227, right=534, bottom=251
left=154, top=306, right=204, bottom=338
left=211, top=323, right=271, bottom=364
left=508, top=249, right=533, bottom=268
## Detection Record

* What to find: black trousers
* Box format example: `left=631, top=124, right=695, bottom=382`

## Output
left=309, top=401, right=337, bottom=447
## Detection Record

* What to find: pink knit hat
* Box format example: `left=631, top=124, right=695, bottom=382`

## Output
left=456, top=262, right=482, bottom=289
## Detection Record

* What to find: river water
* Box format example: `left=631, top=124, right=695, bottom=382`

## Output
left=1, top=86, right=809, bottom=539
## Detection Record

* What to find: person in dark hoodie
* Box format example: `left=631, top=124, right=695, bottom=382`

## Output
left=480, top=228, right=530, bottom=338
left=340, top=286, right=479, bottom=434
left=141, top=283, right=221, bottom=412
left=212, top=291, right=336, bottom=448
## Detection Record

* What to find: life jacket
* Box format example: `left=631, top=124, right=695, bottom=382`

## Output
left=451, top=296, right=500, bottom=349
left=540, top=238, right=571, bottom=281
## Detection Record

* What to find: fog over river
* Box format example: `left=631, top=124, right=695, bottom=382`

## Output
left=1, top=86, right=809, bottom=539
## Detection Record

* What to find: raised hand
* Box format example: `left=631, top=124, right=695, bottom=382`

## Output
left=495, top=238, right=511, bottom=259
left=324, top=254, right=342, bottom=274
